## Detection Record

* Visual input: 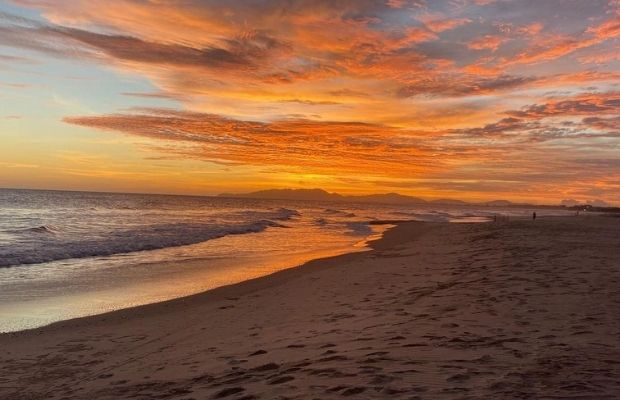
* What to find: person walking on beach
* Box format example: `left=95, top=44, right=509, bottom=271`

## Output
left=532, top=212, right=536, bottom=220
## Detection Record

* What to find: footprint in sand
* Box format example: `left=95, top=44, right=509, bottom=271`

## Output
left=268, top=375, right=295, bottom=385
left=447, top=373, right=471, bottom=383
left=110, top=335, right=147, bottom=343
left=252, top=362, right=279, bottom=372
left=341, top=386, right=367, bottom=396
left=214, top=387, right=245, bottom=398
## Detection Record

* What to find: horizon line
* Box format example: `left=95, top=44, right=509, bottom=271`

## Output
left=0, top=186, right=612, bottom=208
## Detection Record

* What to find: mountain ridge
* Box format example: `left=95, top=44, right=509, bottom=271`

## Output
left=218, top=188, right=526, bottom=207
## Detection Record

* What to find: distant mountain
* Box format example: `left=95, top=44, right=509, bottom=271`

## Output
left=219, top=188, right=343, bottom=202
left=219, top=188, right=426, bottom=205
left=351, top=192, right=426, bottom=205
left=430, top=198, right=468, bottom=205
left=484, top=200, right=517, bottom=207
left=217, top=188, right=615, bottom=210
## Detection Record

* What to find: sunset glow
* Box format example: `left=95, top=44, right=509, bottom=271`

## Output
left=1, top=0, right=619, bottom=203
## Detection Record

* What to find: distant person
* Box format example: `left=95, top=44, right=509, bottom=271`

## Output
left=533, top=212, right=536, bottom=220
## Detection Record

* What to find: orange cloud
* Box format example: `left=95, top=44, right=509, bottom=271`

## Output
left=587, top=14, right=620, bottom=39
left=396, top=74, right=538, bottom=97
left=63, top=109, right=447, bottom=178
left=62, top=88, right=620, bottom=200
left=506, top=12, right=619, bottom=66
left=2, top=0, right=619, bottom=202
left=418, top=14, right=471, bottom=33
left=506, top=92, right=620, bottom=119
left=517, top=22, right=544, bottom=36
left=467, top=35, right=506, bottom=51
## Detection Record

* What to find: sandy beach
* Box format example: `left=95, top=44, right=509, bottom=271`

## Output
left=1, top=216, right=619, bottom=399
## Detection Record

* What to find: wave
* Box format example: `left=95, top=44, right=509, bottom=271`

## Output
left=323, top=208, right=356, bottom=218
left=274, top=208, right=300, bottom=219
left=0, top=214, right=296, bottom=268
left=345, top=221, right=373, bottom=236
left=386, top=210, right=458, bottom=222
left=313, top=218, right=372, bottom=236
left=17, top=225, right=60, bottom=234
left=232, top=208, right=300, bottom=222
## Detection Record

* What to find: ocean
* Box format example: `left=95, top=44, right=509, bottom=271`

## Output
left=0, top=188, right=569, bottom=332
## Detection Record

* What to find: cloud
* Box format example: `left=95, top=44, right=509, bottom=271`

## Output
left=417, top=14, right=471, bottom=33
left=508, top=35, right=600, bottom=65
left=0, top=17, right=288, bottom=73
left=62, top=100, right=620, bottom=203
left=0, top=82, right=32, bottom=89
left=278, top=99, right=341, bottom=106
left=327, top=89, right=369, bottom=98
left=64, top=108, right=494, bottom=178
left=578, top=51, right=620, bottom=64
left=1, top=2, right=618, bottom=105
left=582, top=116, right=620, bottom=131
left=467, top=35, right=506, bottom=51
left=506, top=92, right=620, bottom=119
left=445, top=92, right=620, bottom=143
left=0, top=53, right=33, bottom=63
left=121, top=92, right=185, bottom=100
left=587, top=13, right=620, bottom=39
left=2, top=0, right=620, bottom=202
left=504, top=11, right=620, bottom=66
left=386, top=0, right=427, bottom=9
left=517, top=23, right=544, bottom=35
left=397, top=74, right=538, bottom=97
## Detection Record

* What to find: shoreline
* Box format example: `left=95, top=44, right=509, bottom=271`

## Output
left=2, top=215, right=619, bottom=399
left=0, top=220, right=407, bottom=337
left=0, top=221, right=394, bottom=333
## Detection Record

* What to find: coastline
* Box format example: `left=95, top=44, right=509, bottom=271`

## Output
left=0, top=222, right=392, bottom=333
left=0, top=221, right=402, bottom=336
left=2, top=216, right=620, bottom=399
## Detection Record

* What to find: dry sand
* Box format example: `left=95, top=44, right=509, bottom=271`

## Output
left=1, top=216, right=620, bottom=399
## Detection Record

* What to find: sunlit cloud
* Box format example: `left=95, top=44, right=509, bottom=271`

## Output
left=0, top=0, right=619, bottom=202
left=63, top=88, right=620, bottom=201
left=417, top=13, right=471, bottom=33
left=467, top=35, right=506, bottom=51
left=63, top=109, right=445, bottom=178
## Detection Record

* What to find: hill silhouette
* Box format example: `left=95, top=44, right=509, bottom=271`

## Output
left=219, top=188, right=520, bottom=207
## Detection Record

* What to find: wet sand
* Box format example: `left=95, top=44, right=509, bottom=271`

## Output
left=1, top=216, right=620, bottom=399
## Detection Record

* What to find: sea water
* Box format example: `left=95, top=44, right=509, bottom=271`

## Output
left=0, top=188, right=570, bottom=331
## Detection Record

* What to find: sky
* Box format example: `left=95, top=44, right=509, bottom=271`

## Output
left=0, top=0, right=619, bottom=204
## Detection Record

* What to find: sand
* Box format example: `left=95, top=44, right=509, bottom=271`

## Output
left=1, top=216, right=620, bottom=399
